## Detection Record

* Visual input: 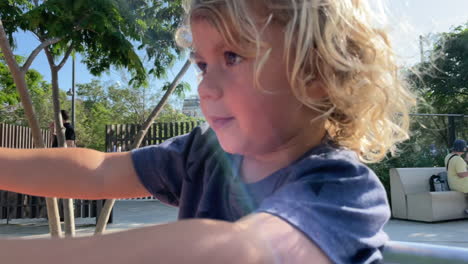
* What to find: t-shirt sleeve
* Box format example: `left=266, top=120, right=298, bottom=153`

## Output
left=130, top=124, right=215, bottom=206
left=255, top=158, right=390, bottom=264
left=454, top=156, right=467, bottom=173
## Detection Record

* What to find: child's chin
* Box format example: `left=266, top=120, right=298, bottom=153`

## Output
left=218, top=137, right=246, bottom=155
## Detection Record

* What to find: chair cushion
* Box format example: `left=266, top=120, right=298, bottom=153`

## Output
left=406, top=191, right=468, bottom=222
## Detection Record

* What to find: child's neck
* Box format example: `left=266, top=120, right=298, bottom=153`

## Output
left=240, top=126, right=326, bottom=183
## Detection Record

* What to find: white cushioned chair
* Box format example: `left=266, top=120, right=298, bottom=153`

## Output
left=390, top=167, right=468, bottom=222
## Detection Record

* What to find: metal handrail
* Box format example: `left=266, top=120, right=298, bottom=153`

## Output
left=383, top=241, right=468, bottom=264
left=409, top=113, right=467, bottom=117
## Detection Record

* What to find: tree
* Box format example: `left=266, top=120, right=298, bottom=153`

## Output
left=412, top=25, right=468, bottom=113
left=73, top=80, right=111, bottom=150
left=73, top=74, right=194, bottom=152
left=0, top=55, right=56, bottom=126
left=371, top=23, right=468, bottom=197
left=0, top=20, right=63, bottom=238
left=2, top=0, right=187, bottom=133
left=408, top=23, right=468, bottom=147
left=156, top=104, right=204, bottom=123
left=1, top=0, right=191, bottom=235
left=95, top=59, right=192, bottom=234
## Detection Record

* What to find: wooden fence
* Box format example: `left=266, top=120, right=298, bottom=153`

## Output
left=0, top=124, right=50, bottom=221
left=0, top=122, right=203, bottom=222
left=0, top=123, right=52, bottom=148
left=105, top=121, right=203, bottom=152
left=0, top=123, right=109, bottom=223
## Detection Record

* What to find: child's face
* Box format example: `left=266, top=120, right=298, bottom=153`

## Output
left=191, top=20, right=322, bottom=156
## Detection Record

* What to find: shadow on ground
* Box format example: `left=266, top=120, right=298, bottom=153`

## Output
left=384, top=219, right=468, bottom=247
left=2, top=200, right=468, bottom=248
left=0, top=200, right=178, bottom=239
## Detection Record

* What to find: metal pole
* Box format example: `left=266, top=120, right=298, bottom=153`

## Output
left=71, top=53, right=75, bottom=127
left=448, top=116, right=456, bottom=147
left=419, top=35, right=424, bottom=63
left=409, top=113, right=466, bottom=117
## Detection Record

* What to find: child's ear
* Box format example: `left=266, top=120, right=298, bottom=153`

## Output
left=307, top=79, right=328, bottom=99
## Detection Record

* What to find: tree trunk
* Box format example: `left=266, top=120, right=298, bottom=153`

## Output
left=44, top=197, right=62, bottom=237
left=0, top=23, right=43, bottom=147
left=94, top=59, right=192, bottom=234
left=62, top=198, right=75, bottom=236
left=0, top=20, right=62, bottom=238
left=47, top=56, right=76, bottom=237
left=131, top=60, right=192, bottom=150
left=50, top=67, right=66, bottom=147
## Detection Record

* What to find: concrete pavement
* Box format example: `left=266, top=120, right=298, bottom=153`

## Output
left=0, top=200, right=178, bottom=239
left=384, top=219, right=468, bottom=247
left=2, top=200, right=468, bottom=249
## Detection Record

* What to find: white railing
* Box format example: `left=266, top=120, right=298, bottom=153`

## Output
left=118, top=196, right=157, bottom=201
left=383, top=240, right=468, bottom=264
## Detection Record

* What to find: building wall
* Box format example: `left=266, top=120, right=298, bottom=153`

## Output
left=182, top=96, right=203, bottom=118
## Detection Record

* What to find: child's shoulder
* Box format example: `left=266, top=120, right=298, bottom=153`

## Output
left=261, top=142, right=387, bottom=208
left=292, top=142, right=378, bottom=183
left=256, top=143, right=390, bottom=264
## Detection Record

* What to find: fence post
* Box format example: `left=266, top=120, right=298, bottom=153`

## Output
left=448, top=116, right=456, bottom=147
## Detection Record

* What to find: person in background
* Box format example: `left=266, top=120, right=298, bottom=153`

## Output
left=49, top=110, right=76, bottom=148
left=446, top=139, right=468, bottom=193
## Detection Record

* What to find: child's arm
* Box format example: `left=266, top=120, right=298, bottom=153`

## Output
left=0, top=147, right=150, bottom=199
left=0, top=213, right=331, bottom=264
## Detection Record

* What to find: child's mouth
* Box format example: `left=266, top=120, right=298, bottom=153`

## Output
left=211, top=116, right=235, bottom=130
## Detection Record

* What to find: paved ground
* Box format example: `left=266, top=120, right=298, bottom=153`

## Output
left=0, top=200, right=178, bottom=239
left=2, top=200, right=468, bottom=249
left=384, top=219, right=468, bottom=247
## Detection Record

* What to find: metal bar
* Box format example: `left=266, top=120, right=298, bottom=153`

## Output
left=383, top=241, right=468, bottom=264
left=71, top=54, right=75, bottom=127
left=410, top=113, right=467, bottom=118
left=448, top=116, right=456, bottom=146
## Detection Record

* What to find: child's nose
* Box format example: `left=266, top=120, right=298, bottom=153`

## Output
left=198, top=72, right=223, bottom=101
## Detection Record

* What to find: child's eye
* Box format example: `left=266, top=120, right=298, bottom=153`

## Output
left=224, top=51, right=243, bottom=66
left=195, top=62, right=207, bottom=74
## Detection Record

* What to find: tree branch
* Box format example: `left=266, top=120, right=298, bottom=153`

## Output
left=21, top=37, right=62, bottom=72
left=56, top=44, right=74, bottom=71
left=0, top=20, right=21, bottom=74
left=44, top=46, right=56, bottom=68
left=131, top=59, right=192, bottom=150
left=31, top=28, right=46, bottom=42
left=1, top=20, right=64, bottom=237
left=95, top=60, right=192, bottom=235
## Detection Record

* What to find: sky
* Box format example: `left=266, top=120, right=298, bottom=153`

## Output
left=9, top=0, right=468, bottom=107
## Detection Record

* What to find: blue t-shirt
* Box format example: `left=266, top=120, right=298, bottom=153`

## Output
left=131, top=124, right=390, bottom=264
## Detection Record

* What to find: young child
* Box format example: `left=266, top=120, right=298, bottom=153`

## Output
left=0, top=0, right=415, bottom=263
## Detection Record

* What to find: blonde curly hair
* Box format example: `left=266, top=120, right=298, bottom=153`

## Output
left=176, top=0, right=417, bottom=163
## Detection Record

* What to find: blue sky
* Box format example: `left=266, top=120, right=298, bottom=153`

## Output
left=9, top=0, right=468, bottom=106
